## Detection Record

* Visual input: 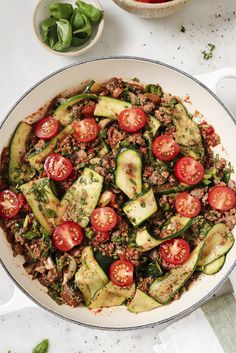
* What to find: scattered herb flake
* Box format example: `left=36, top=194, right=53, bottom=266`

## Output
left=202, top=43, right=216, bottom=60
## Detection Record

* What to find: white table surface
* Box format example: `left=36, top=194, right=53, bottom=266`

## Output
left=1, top=0, right=236, bottom=352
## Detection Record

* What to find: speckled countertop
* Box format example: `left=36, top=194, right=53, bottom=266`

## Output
left=1, top=0, right=236, bottom=352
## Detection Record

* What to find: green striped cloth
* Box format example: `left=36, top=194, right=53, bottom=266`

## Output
left=154, top=273, right=236, bottom=353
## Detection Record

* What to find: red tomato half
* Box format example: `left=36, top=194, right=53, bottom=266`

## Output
left=90, top=207, right=118, bottom=232
left=175, top=192, right=201, bottom=218
left=118, top=107, right=147, bottom=133
left=109, top=260, right=134, bottom=287
left=208, top=186, right=236, bottom=212
left=81, top=104, right=96, bottom=116
left=18, top=194, right=31, bottom=212
left=73, top=118, right=99, bottom=143
left=160, top=238, right=190, bottom=265
left=34, top=116, right=59, bottom=140
left=0, top=190, right=20, bottom=219
left=52, top=221, right=83, bottom=252
left=44, top=154, right=72, bottom=181
left=174, top=156, right=204, bottom=185
left=152, top=135, right=180, bottom=161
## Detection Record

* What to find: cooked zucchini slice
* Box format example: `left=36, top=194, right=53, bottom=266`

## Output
left=89, top=282, right=135, bottom=309
left=9, top=122, right=32, bottom=184
left=155, top=183, right=192, bottom=195
left=75, top=247, right=109, bottom=306
left=172, top=103, right=205, bottom=160
left=57, top=168, right=103, bottom=228
left=115, top=148, right=142, bottom=199
left=199, top=255, right=226, bottom=275
left=54, top=94, right=97, bottom=126
left=27, top=123, right=73, bottom=170
left=149, top=240, right=204, bottom=304
left=198, top=223, right=234, bottom=267
left=123, top=188, right=158, bottom=227
left=127, top=289, right=161, bottom=313
left=94, top=96, right=131, bottom=119
left=147, top=115, right=161, bottom=137
left=20, top=178, right=60, bottom=235
left=135, top=227, right=162, bottom=252
left=158, top=214, right=193, bottom=240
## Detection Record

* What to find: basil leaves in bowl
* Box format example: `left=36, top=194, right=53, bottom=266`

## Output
left=33, top=0, right=104, bottom=56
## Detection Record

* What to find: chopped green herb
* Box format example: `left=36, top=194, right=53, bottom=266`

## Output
left=24, top=231, right=39, bottom=240
left=32, top=339, right=49, bottom=353
left=85, top=229, right=94, bottom=239
left=202, top=43, right=216, bottom=60
left=180, top=25, right=186, bottom=33
left=44, top=208, right=57, bottom=218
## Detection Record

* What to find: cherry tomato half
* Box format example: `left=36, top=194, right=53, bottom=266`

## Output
left=175, top=192, right=201, bottom=218
left=174, top=156, right=204, bottom=185
left=18, top=194, right=31, bottom=212
left=52, top=221, right=83, bottom=252
left=208, top=186, right=236, bottom=212
left=81, top=104, right=96, bottom=116
left=44, top=154, right=72, bottom=181
left=160, top=238, right=190, bottom=265
left=152, top=135, right=180, bottom=161
left=109, top=260, right=134, bottom=287
left=0, top=190, right=20, bottom=219
left=118, top=107, right=147, bottom=133
left=34, top=116, right=59, bottom=140
left=90, top=207, right=118, bottom=232
left=73, top=118, right=99, bottom=143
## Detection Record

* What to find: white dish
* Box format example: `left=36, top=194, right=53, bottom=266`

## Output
left=0, top=57, right=236, bottom=329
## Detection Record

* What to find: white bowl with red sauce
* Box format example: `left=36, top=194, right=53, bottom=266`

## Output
left=112, top=0, right=192, bottom=18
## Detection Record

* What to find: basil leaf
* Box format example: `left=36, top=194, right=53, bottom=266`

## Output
left=49, top=3, right=73, bottom=19
left=144, top=84, right=163, bottom=97
left=76, top=0, right=102, bottom=24
left=73, top=14, right=92, bottom=38
left=53, top=19, right=72, bottom=51
left=48, top=25, right=58, bottom=48
left=71, top=36, right=88, bottom=46
left=24, top=231, right=39, bottom=240
left=32, top=339, right=49, bottom=353
left=41, top=17, right=56, bottom=43
left=71, top=8, right=85, bottom=30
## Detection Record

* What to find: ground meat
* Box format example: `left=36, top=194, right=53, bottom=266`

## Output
left=106, top=78, right=126, bottom=98
left=0, top=147, right=9, bottom=191
left=107, top=126, right=127, bottom=150
left=125, top=132, right=146, bottom=146
left=143, top=165, right=169, bottom=186
left=24, top=239, right=44, bottom=261
left=72, top=150, right=88, bottom=163
left=60, top=284, right=83, bottom=307
left=203, top=207, right=236, bottom=230
left=155, top=108, right=172, bottom=125
left=70, top=104, right=83, bottom=119
left=191, top=187, right=208, bottom=200
left=93, top=242, right=115, bottom=257
left=116, top=246, right=141, bottom=267
left=199, top=121, right=220, bottom=147
left=138, top=277, right=155, bottom=293
left=37, top=267, right=61, bottom=287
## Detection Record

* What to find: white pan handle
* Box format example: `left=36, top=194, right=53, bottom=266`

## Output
left=196, top=67, right=236, bottom=94
left=0, top=283, right=37, bottom=316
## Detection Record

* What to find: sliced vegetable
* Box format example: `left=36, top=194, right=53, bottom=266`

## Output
left=0, top=190, right=20, bottom=219
left=53, top=19, right=72, bottom=52
left=75, top=246, right=109, bottom=305
left=52, top=221, right=83, bottom=252
left=115, top=148, right=142, bottom=199
left=57, top=168, right=103, bottom=227
left=90, top=207, right=117, bottom=232
left=175, top=192, right=201, bottom=218
left=118, top=107, right=147, bottom=133
left=174, top=156, right=204, bottom=185
left=147, top=115, right=161, bottom=137
left=20, top=178, right=59, bottom=235
left=34, top=116, right=59, bottom=140
left=109, top=260, right=134, bottom=287
left=155, top=183, right=192, bottom=195
left=135, top=227, right=162, bottom=252
left=127, top=289, right=161, bottom=313
left=208, top=186, right=236, bottom=212
left=152, top=135, right=180, bottom=161
left=54, top=94, right=97, bottom=126
left=94, top=96, right=131, bottom=119
left=200, top=255, right=226, bottom=275
left=198, top=223, right=234, bottom=267
left=149, top=241, right=204, bottom=304
left=44, top=154, right=72, bottom=181
left=89, top=282, right=135, bottom=309
left=159, top=238, right=190, bottom=265
left=159, top=214, right=193, bottom=240
left=123, top=187, right=158, bottom=227
left=73, top=118, right=99, bottom=143
left=8, top=122, right=32, bottom=184
left=32, top=339, right=49, bottom=353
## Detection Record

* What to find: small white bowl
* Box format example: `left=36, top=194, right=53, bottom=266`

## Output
left=33, top=0, right=104, bottom=56
left=112, top=0, right=191, bottom=18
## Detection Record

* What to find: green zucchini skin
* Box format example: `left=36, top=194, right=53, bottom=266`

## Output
left=123, top=187, right=158, bottom=227
left=94, top=96, right=131, bottom=119
left=54, top=94, right=98, bottom=126
left=198, top=223, right=234, bottom=267
left=8, top=122, right=32, bottom=184
left=198, top=255, right=226, bottom=275
left=149, top=240, right=204, bottom=304
left=127, top=289, right=161, bottom=313
left=158, top=214, right=193, bottom=240
left=135, top=226, right=162, bottom=252
left=115, top=147, right=142, bottom=199
left=154, top=183, right=192, bottom=195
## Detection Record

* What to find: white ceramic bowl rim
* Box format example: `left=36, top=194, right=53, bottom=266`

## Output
left=114, top=0, right=188, bottom=8
left=1, top=56, right=236, bottom=330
